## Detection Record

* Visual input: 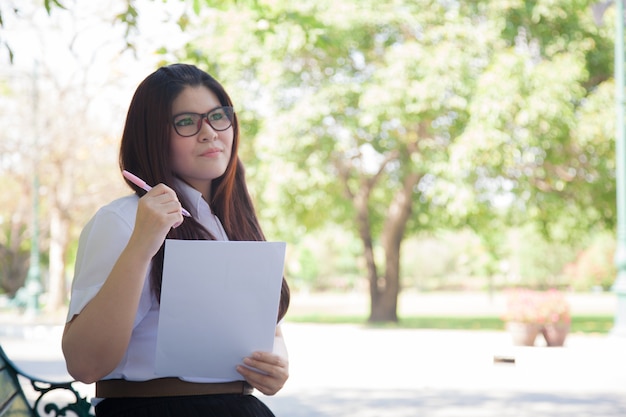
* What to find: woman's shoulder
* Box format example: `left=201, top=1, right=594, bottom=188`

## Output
left=88, top=194, right=139, bottom=228
left=99, top=194, right=139, bottom=213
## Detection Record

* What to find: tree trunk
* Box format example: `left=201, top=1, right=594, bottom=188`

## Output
left=46, top=205, right=69, bottom=312
left=369, top=171, right=421, bottom=322
left=1, top=194, right=30, bottom=295
left=352, top=188, right=380, bottom=315
left=333, top=143, right=420, bottom=323
left=45, top=157, right=75, bottom=312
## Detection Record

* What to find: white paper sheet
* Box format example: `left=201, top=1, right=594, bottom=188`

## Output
left=155, top=239, right=286, bottom=380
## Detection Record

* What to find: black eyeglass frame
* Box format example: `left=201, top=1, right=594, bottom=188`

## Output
left=171, top=106, right=235, bottom=137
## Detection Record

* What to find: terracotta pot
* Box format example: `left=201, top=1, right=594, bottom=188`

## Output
left=542, top=323, right=570, bottom=347
left=506, top=322, right=542, bottom=346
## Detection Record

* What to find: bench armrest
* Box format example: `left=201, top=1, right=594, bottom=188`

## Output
left=0, top=345, right=94, bottom=417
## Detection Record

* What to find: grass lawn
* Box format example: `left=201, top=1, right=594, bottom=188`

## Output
left=286, top=314, right=614, bottom=334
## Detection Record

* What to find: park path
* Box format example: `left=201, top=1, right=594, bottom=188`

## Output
left=1, top=291, right=625, bottom=416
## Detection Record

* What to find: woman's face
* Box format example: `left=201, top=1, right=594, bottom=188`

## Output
left=169, top=85, right=234, bottom=200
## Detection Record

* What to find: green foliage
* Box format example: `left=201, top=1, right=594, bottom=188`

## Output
left=401, top=231, right=494, bottom=291
left=400, top=226, right=615, bottom=292
left=115, top=2, right=139, bottom=40
left=285, top=226, right=363, bottom=291
left=286, top=313, right=614, bottom=334
left=564, top=231, right=617, bottom=290
left=43, top=0, right=66, bottom=14
left=447, top=0, right=615, bottom=241
left=294, top=247, right=319, bottom=287
left=4, top=0, right=621, bottom=305
left=159, top=1, right=618, bottom=301
left=281, top=225, right=614, bottom=293
left=505, top=225, right=578, bottom=288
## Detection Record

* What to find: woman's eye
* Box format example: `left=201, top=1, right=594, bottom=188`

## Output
left=175, top=116, right=195, bottom=126
left=209, top=112, right=224, bottom=121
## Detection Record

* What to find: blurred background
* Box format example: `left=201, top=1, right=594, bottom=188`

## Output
left=0, top=0, right=620, bottom=328
left=2, top=1, right=626, bottom=416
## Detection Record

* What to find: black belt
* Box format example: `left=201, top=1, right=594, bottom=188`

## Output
left=96, top=378, right=253, bottom=398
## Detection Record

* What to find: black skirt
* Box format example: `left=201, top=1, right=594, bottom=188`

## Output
left=95, top=394, right=276, bottom=417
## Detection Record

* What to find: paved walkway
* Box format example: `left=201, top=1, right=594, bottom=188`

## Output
left=2, top=316, right=626, bottom=417
left=265, top=324, right=626, bottom=416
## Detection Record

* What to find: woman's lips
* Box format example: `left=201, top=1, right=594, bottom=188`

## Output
left=201, top=148, right=221, bottom=157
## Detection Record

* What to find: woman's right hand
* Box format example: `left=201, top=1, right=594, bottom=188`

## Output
left=130, top=183, right=185, bottom=258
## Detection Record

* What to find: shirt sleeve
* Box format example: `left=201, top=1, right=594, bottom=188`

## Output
left=66, top=205, right=135, bottom=322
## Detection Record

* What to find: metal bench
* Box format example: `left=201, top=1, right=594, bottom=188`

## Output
left=0, top=344, right=94, bottom=417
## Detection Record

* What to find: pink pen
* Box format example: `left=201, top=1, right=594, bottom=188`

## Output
left=122, top=170, right=191, bottom=217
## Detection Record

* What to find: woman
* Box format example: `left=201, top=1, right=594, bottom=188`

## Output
left=62, top=63, right=290, bottom=417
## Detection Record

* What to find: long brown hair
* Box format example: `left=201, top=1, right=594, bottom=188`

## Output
left=119, top=64, right=289, bottom=321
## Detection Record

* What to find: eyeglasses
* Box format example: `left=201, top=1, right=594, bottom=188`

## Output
left=172, top=106, right=235, bottom=137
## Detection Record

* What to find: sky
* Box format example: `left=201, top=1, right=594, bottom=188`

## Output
left=1, top=0, right=192, bottom=132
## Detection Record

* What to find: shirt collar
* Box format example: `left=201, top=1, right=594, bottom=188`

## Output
left=173, top=177, right=228, bottom=240
left=173, top=177, right=207, bottom=218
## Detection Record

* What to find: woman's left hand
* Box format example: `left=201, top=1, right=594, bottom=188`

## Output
left=237, top=351, right=289, bottom=396
left=236, top=326, right=289, bottom=396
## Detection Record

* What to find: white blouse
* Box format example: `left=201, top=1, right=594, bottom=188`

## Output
left=66, top=179, right=233, bottom=382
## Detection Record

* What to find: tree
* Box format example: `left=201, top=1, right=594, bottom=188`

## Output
left=173, top=0, right=617, bottom=321
left=447, top=0, right=615, bottom=241
left=170, top=0, right=496, bottom=321
left=2, top=0, right=618, bottom=320
left=0, top=1, right=148, bottom=310
left=0, top=175, right=31, bottom=296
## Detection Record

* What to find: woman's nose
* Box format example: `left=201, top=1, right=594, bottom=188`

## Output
left=198, top=118, right=218, bottom=141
